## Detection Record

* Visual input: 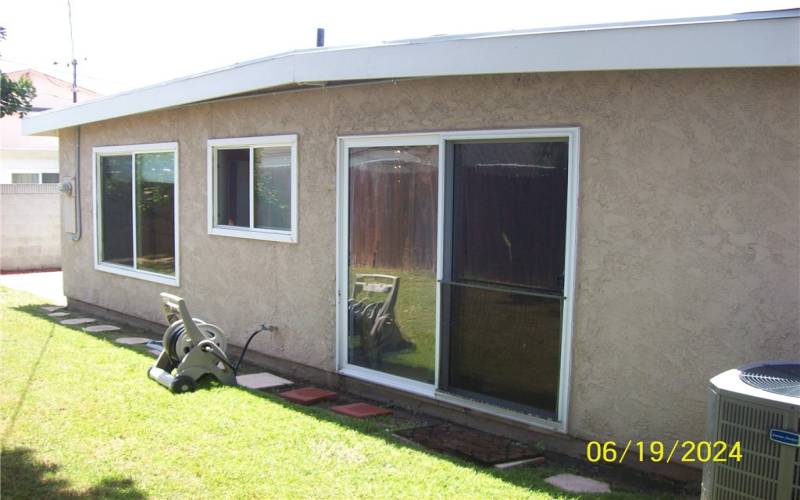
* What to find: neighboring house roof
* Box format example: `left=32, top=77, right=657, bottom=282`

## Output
left=22, top=9, right=800, bottom=137
left=7, top=69, right=100, bottom=110
left=2, top=69, right=100, bottom=151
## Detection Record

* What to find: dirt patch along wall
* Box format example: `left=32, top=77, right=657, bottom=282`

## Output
left=58, top=68, right=800, bottom=447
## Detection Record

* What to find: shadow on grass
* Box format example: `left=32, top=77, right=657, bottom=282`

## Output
left=10, top=302, right=693, bottom=499
left=2, top=322, right=55, bottom=444
left=1, top=447, right=145, bottom=499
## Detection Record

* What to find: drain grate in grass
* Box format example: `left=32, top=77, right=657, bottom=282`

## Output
left=394, top=423, right=541, bottom=466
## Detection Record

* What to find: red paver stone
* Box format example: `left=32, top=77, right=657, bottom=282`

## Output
left=330, top=402, right=393, bottom=418
left=279, top=387, right=337, bottom=405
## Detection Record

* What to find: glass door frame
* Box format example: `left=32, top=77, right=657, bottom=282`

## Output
left=336, top=128, right=580, bottom=433
left=336, top=133, right=442, bottom=399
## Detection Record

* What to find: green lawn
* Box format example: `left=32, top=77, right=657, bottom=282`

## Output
left=1, top=286, right=671, bottom=499
left=349, top=267, right=437, bottom=382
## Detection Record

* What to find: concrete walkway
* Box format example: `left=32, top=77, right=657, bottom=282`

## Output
left=0, top=271, right=66, bottom=306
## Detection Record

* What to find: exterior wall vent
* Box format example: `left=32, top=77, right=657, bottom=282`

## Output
left=703, top=362, right=800, bottom=499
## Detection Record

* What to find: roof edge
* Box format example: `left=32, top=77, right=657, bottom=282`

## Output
left=23, top=9, right=800, bottom=136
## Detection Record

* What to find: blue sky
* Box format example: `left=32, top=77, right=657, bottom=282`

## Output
left=1, top=0, right=797, bottom=95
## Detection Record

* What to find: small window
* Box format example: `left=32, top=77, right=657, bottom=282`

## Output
left=207, top=135, right=297, bottom=243
left=41, top=173, right=60, bottom=183
left=93, top=143, right=179, bottom=286
left=11, top=173, right=39, bottom=183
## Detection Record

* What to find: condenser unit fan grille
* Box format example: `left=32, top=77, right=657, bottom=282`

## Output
left=740, top=364, right=800, bottom=397
left=714, top=399, right=782, bottom=499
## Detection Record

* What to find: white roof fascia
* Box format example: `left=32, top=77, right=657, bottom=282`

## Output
left=22, top=12, right=800, bottom=136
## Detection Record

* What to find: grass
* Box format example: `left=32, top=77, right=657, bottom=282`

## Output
left=350, top=267, right=437, bottom=382
left=348, top=267, right=561, bottom=414
left=1, top=286, right=678, bottom=499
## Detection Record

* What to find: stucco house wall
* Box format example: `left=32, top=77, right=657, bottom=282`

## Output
left=57, top=68, right=800, bottom=446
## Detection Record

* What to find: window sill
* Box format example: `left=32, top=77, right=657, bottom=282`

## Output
left=338, top=365, right=436, bottom=398
left=95, top=263, right=179, bottom=287
left=433, top=390, right=565, bottom=432
left=208, top=226, right=297, bottom=243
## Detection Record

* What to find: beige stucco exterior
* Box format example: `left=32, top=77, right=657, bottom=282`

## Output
left=57, top=68, right=800, bottom=446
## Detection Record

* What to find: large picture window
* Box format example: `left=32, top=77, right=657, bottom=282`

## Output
left=207, top=135, right=298, bottom=243
left=93, top=143, right=178, bottom=286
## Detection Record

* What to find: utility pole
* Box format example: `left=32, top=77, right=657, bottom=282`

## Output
left=67, top=0, right=77, bottom=103
left=71, top=58, right=77, bottom=103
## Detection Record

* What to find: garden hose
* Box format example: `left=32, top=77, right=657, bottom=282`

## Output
left=234, top=324, right=275, bottom=374
left=201, top=344, right=237, bottom=373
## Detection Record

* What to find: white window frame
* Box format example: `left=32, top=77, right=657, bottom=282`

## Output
left=92, top=142, right=180, bottom=287
left=336, top=134, right=442, bottom=401
left=335, top=127, right=580, bottom=434
left=207, top=134, right=298, bottom=243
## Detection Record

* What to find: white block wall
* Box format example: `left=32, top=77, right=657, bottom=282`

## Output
left=0, top=183, right=61, bottom=271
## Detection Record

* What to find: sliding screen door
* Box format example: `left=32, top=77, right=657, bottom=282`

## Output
left=346, top=144, right=438, bottom=384
left=442, top=139, right=569, bottom=418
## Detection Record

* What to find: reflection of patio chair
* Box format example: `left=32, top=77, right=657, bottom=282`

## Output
left=348, top=274, right=410, bottom=366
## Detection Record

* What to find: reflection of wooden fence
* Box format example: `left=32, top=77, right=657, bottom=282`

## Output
left=348, top=142, right=568, bottom=291
left=138, top=184, right=175, bottom=260
left=453, top=164, right=567, bottom=292
left=349, top=168, right=437, bottom=271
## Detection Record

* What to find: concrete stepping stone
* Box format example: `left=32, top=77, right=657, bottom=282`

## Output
left=41, top=306, right=64, bottom=312
left=48, top=312, right=70, bottom=317
left=544, top=473, right=611, bottom=494
left=60, top=317, right=96, bottom=326
left=279, top=387, right=337, bottom=405
left=331, top=402, right=392, bottom=418
left=83, top=324, right=121, bottom=333
left=236, top=372, right=293, bottom=390
left=115, top=337, right=151, bottom=345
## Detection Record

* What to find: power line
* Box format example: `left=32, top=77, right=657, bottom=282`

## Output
left=0, top=58, right=123, bottom=86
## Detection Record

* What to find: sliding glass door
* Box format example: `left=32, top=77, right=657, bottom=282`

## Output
left=338, top=130, right=578, bottom=425
left=344, top=140, right=439, bottom=384
left=440, top=139, right=569, bottom=419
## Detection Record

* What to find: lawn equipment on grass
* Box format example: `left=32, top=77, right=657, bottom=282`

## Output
left=348, top=274, right=412, bottom=367
left=148, top=293, right=274, bottom=393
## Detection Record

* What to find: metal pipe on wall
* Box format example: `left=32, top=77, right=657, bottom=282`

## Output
left=69, top=126, right=81, bottom=241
